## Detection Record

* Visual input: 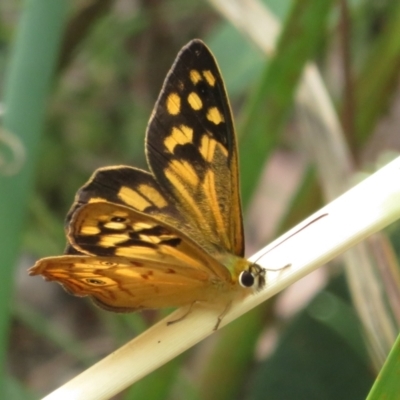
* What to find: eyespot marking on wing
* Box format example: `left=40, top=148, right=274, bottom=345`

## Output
left=111, top=216, right=128, bottom=222
left=100, top=261, right=117, bottom=266
left=86, top=278, right=107, bottom=285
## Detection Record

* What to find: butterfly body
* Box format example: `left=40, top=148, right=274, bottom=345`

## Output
left=30, top=39, right=266, bottom=328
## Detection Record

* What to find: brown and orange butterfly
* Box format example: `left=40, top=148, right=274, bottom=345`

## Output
left=29, top=39, right=265, bottom=329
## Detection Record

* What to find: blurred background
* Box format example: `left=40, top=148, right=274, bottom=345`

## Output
left=1, top=0, right=400, bottom=399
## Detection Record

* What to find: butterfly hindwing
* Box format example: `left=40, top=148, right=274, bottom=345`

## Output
left=66, top=166, right=181, bottom=230
left=145, top=40, right=244, bottom=257
left=30, top=255, right=231, bottom=311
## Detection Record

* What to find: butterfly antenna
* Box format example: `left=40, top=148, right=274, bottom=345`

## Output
left=253, top=213, right=329, bottom=267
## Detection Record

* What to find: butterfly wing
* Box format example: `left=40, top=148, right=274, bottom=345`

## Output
left=65, top=40, right=243, bottom=258
left=29, top=200, right=241, bottom=311
left=145, top=39, right=244, bottom=257
left=29, top=255, right=231, bottom=311
left=67, top=166, right=199, bottom=249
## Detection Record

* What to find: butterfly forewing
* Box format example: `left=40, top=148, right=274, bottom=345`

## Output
left=145, top=40, right=244, bottom=257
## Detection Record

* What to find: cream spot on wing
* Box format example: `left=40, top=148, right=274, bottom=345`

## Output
left=100, top=234, right=129, bottom=246
left=80, top=226, right=101, bottom=235
left=103, top=222, right=127, bottom=230
left=187, top=92, right=202, bottom=110
left=164, top=125, right=193, bottom=153
left=108, top=210, right=129, bottom=223
left=203, top=70, right=216, bottom=86
left=115, top=247, right=154, bottom=257
left=139, top=235, right=161, bottom=244
left=166, top=93, right=181, bottom=115
left=133, top=222, right=155, bottom=230
left=206, top=107, right=224, bottom=125
left=190, top=69, right=202, bottom=84
left=96, top=214, right=109, bottom=223
left=112, top=211, right=129, bottom=218
left=87, top=197, right=108, bottom=203
left=159, top=233, right=177, bottom=241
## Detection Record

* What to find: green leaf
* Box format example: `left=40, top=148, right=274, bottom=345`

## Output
left=366, top=332, right=400, bottom=400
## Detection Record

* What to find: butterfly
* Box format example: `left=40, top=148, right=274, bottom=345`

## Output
left=29, top=39, right=266, bottom=330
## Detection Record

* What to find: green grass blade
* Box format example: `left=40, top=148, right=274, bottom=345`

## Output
left=366, top=332, right=400, bottom=400
left=0, top=0, right=69, bottom=387
left=239, top=0, right=336, bottom=207
left=355, top=2, right=400, bottom=144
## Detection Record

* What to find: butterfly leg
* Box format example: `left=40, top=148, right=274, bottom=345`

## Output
left=213, top=301, right=232, bottom=331
left=167, top=302, right=197, bottom=326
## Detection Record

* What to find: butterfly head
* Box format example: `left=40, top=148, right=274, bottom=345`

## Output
left=238, top=263, right=265, bottom=291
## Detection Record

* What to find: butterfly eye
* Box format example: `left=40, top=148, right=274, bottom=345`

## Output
left=100, top=261, right=116, bottom=266
left=86, top=278, right=106, bottom=285
left=238, top=270, right=255, bottom=288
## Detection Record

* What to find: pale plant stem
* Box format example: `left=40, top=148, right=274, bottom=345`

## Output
left=42, top=156, right=400, bottom=400
left=210, top=0, right=400, bottom=369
